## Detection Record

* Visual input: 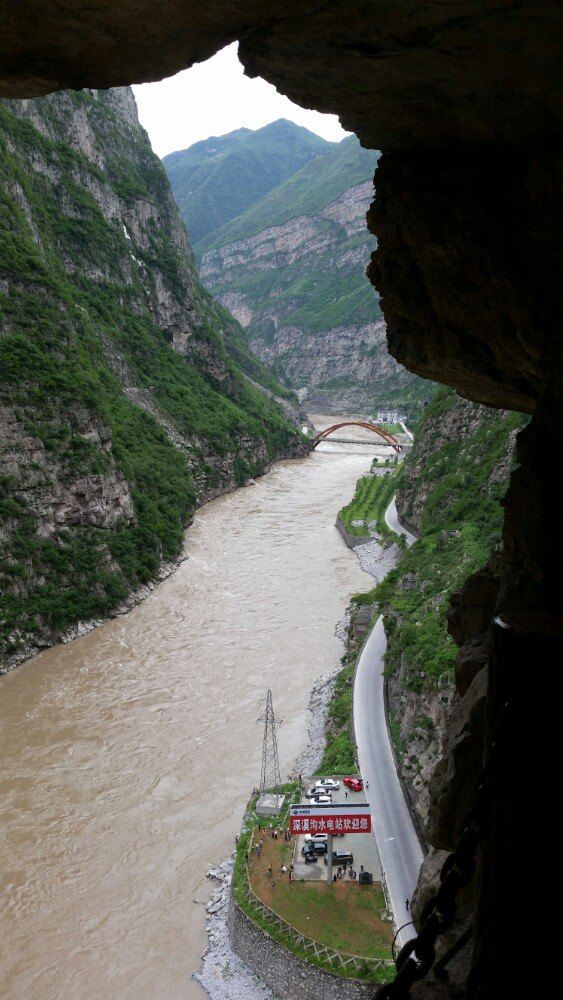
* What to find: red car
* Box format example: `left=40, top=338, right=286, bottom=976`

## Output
left=343, top=777, right=363, bottom=792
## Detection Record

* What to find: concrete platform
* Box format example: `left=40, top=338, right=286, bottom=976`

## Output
left=256, top=793, right=285, bottom=817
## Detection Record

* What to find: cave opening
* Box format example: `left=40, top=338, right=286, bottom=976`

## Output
left=1, top=4, right=561, bottom=998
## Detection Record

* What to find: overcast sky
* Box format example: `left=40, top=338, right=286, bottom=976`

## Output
left=133, top=43, right=348, bottom=159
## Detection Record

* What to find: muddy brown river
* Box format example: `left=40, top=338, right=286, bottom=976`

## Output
left=0, top=435, right=377, bottom=999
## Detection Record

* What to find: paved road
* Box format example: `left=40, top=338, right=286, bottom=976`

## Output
left=385, top=496, right=417, bottom=546
left=400, top=421, right=414, bottom=442
left=354, top=498, right=422, bottom=948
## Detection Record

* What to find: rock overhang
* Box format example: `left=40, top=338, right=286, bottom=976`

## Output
left=1, top=2, right=561, bottom=414
left=1, top=2, right=559, bottom=151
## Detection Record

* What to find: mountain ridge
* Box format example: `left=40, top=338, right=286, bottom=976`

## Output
left=163, top=118, right=332, bottom=245
left=167, top=129, right=430, bottom=414
left=195, top=133, right=371, bottom=256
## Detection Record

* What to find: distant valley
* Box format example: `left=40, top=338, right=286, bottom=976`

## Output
left=164, top=121, right=430, bottom=416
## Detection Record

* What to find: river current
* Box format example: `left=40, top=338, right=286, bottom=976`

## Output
left=0, top=432, right=377, bottom=999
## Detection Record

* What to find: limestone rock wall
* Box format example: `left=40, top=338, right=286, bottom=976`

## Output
left=0, top=405, right=135, bottom=539
left=385, top=392, right=523, bottom=828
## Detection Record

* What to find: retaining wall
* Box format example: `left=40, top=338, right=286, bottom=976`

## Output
left=228, top=890, right=378, bottom=1000
left=335, top=517, right=369, bottom=549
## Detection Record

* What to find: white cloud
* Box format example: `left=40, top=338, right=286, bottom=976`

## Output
left=133, top=43, right=349, bottom=158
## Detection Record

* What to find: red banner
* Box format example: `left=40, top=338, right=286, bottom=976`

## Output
left=290, top=813, right=371, bottom=835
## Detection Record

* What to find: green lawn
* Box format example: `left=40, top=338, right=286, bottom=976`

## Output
left=375, top=423, right=402, bottom=435
left=249, top=826, right=392, bottom=960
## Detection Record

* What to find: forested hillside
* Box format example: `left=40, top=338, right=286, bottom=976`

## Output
left=163, top=119, right=330, bottom=245
left=167, top=130, right=428, bottom=415
left=0, top=90, right=306, bottom=671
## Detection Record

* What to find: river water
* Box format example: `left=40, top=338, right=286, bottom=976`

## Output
left=0, top=436, right=378, bottom=1000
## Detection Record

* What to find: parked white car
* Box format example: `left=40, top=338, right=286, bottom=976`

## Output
left=306, top=786, right=333, bottom=799
left=314, top=778, right=340, bottom=791
left=305, top=831, right=344, bottom=843
left=309, top=793, right=332, bottom=805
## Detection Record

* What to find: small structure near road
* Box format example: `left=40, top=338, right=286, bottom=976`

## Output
left=374, top=410, right=405, bottom=424
left=256, top=689, right=285, bottom=817
left=256, top=792, right=285, bottom=817
left=352, top=606, right=373, bottom=638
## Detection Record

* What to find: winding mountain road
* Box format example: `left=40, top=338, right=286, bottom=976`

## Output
left=354, top=495, right=422, bottom=948
left=384, top=496, right=417, bottom=546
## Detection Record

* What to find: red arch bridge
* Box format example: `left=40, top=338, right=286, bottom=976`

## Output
left=311, top=421, right=402, bottom=452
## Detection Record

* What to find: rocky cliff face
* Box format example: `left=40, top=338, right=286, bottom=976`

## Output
left=202, top=180, right=388, bottom=409
left=0, top=88, right=306, bottom=671
left=191, top=137, right=428, bottom=415
left=381, top=391, right=524, bottom=826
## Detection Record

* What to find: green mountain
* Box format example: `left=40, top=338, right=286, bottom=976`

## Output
left=0, top=89, right=306, bottom=671
left=163, top=119, right=331, bottom=245
left=191, top=135, right=428, bottom=414
left=197, top=134, right=374, bottom=254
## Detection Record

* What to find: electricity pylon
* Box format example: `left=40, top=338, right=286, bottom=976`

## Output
left=259, top=689, right=281, bottom=792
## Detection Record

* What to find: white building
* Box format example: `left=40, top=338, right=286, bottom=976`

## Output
left=374, top=410, right=405, bottom=424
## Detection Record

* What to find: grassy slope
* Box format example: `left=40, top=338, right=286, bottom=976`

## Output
left=337, top=471, right=398, bottom=540
left=319, top=654, right=358, bottom=775
left=0, top=94, right=303, bottom=658
left=163, top=119, right=331, bottom=245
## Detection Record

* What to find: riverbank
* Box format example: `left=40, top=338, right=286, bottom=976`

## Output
left=0, top=548, right=192, bottom=676
left=195, top=858, right=273, bottom=1000
left=0, top=453, right=305, bottom=677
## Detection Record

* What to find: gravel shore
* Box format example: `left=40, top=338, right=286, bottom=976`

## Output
left=194, top=858, right=273, bottom=1000
left=354, top=537, right=401, bottom=583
